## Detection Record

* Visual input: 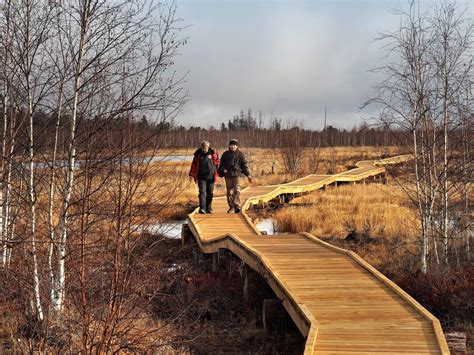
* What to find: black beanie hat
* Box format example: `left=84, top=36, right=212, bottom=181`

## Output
left=229, top=139, right=238, bottom=146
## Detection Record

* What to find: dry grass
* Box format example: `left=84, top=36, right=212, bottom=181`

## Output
left=159, top=146, right=406, bottom=210
left=32, top=146, right=410, bottom=222
left=241, top=146, right=404, bottom=176
left=271, top=182, right=421, bottom=269
left=31, top=146, right=411, bottom=236
left=274, top=183, right=417, bottom=239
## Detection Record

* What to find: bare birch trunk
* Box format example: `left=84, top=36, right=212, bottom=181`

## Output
left=442, top=61, right=449, bottom=266
left=3, top=145, right=14, bottom=267
left=413, top=126, right=428, bottom=273
left=0, top=0, right=12, bottom=268
left=28, top=94, right=44, bottom=321
left=48, top=81, right=64, bottom=306
left=52, top=1, right=90, bottom=315
left=0, top=96, right=6, bottom=267
left=461, top=115, right=470, bottom=261
left=22, top=0, right=47, bottom=322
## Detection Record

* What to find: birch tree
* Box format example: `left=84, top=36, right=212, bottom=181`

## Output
left=430, top=2, right=473, bottom=266
left=44, top=0, right=186, bottom=319
left=365, top=1, right=435, bottom=273
left=365, top=0, right=473, bottom=272
left=0, top=0, right=12, bottom=267
left=5, top=0, right=57, bottom=321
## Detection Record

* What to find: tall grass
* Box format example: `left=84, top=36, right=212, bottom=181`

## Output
left=130, top=146, right=407, bottom=219
left=274, top=183, right=417, bottom=240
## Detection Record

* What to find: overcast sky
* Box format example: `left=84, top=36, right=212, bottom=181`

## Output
left=172, top=0, right=472, bottom=129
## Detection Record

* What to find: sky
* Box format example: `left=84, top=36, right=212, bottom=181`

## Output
left=172, top=0, right=472, bottom=129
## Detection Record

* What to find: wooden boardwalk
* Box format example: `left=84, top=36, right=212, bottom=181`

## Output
left=187, top=155, right=449, bottom=354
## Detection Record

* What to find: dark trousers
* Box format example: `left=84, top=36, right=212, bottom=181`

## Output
left=198, top=179, right=214, bottom=211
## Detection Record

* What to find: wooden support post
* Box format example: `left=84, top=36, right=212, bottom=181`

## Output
left=263, top=299, right=290, bottom=332
left=212, top=253, right=218, bottom=272
left=193, top=249, right=199, bottom=264
left=243, top=266, right=250, bottom=302
left=445, top=332, right=466, bottom=353
left=243, top=265, right=257, bottom=303
left=181, top=223, right=192, bottom=246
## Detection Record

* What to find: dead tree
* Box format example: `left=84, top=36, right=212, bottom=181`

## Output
left=280, top=120, right=304, bottom=175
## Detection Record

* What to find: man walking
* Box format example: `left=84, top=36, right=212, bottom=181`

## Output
left=218, top=139, right=252, bottom=213
left=189, top=141, right=219, bottom=214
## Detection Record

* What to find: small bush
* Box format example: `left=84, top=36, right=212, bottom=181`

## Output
left=394, top=266, right=474, bottom=327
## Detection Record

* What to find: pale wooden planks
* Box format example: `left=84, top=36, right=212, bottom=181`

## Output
left=187, top=155, right=449, bottom=354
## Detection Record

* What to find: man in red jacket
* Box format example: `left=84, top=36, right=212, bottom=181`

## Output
left=189, top=141, right=219, bottom=214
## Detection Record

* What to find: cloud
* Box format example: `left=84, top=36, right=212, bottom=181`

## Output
left=172, top=0, right=408, bottom=129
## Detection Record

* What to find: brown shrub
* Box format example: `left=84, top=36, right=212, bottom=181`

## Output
left=394, top=266, right=474, bottom=327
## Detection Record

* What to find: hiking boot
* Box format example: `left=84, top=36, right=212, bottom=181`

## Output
left=227, top=207, right=235, bottom=213
left=198, top=209, right=206, bottom=214
left=235, top=207, right=241, bottom=213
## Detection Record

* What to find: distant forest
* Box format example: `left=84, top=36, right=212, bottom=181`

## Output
left=152, top=108, right=409, bottom=148
left=5, top=107, right=471, bottom=153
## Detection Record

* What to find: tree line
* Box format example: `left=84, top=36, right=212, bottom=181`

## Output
left=151, top=120, right=410, bottom=148
left=0, top=105, right=421, bottom=150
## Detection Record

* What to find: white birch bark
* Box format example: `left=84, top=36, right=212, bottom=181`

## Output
left=52, top=1, right=90, bottom=314
left=0, top=0, right=12, bottom=268
left=442, top=49, right=449, bottom=266
left=48, top=83, right=64, bottom=305
left=26, top=82, right=44, bottom=320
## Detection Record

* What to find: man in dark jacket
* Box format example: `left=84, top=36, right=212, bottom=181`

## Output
left=189, top=141, right=219, bottom=214
left=218, top=139, right=252, bottom=213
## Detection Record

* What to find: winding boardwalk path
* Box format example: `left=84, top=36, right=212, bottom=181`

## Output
left=187, top=155, right=449, bottom=354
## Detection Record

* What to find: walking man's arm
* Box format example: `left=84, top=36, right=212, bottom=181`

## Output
left=240, top=152, right=252, bottom=183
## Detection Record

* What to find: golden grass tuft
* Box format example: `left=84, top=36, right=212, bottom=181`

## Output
left=274, top=183, right=418, bottom=240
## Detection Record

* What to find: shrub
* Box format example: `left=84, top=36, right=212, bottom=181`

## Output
left=394, top=266, right=474, bottom=327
